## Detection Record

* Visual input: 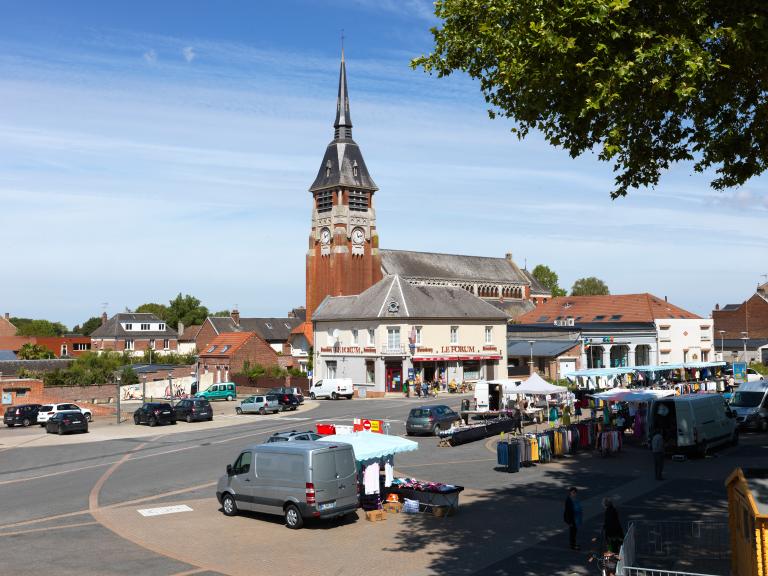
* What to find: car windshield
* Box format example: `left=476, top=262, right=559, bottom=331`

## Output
left=40, top=405, right=53, bottom=411
left=409, top=409, right=431, bottom=418
left=731, top=391, right=764, bottom=407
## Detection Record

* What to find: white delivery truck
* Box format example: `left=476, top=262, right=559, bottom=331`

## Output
left=730, top=379, right=768, bottom=431
left=474, top=379, right=524, bottom=412
left=309, top=378, right=354, bottom=400
left=649, top=394, right=738, bottom=456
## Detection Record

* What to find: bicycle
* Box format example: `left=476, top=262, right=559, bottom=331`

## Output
left=587, top=536, right=619, bottom=576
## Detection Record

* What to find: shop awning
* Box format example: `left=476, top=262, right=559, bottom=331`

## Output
left=507, top=340, right=578, bottom=358
left=318, top=431, right=418, bottom=462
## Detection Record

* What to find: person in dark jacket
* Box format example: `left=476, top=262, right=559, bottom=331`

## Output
left=563, top=487, right=582, bottom=550
left=602, top=498, right=624, bottom=552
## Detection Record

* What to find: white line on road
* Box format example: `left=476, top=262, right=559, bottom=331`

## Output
left=137, top=504, right=193, bottom=517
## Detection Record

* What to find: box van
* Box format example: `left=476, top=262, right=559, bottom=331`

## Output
left=216, top=441, right=358, bottom=529
left=309, top=378, right=354, bottom=400
left=730, top=380, right=768, bottom=431
left=474, top=379, right=524, bottom=412
left=650, top=394, right=738, bottom=455
left=195, top=382, right=237, bottom=401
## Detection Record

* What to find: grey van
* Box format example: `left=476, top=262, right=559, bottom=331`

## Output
left=216, top=441, right=358, bottom=529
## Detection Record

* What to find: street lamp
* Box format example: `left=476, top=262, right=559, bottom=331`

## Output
left=115, top=374, right=121, bottom=425
left=741, top=331, right=749, bottom=363
left=528, top=340, right=536, bottom=375
left=142, top=374, right=147, bottom=404
left=719, top=330, right=726, bottom=358
left=168, top=371, right=174, bottom=402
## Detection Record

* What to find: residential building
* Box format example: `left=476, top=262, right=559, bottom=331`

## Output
left=712, top=282, right=768, bottom=362
left=90, top=312, right=178, bottom=356
left=512, top=293, right=711, bottom=373
left=177, top=324, right=202, bottom=355
left=0, top=313, right=17, bottom=337
left=312, top=275, right=508, bottom=397
left=196, top=332, right=281, bottom=387
left=34, top=336, right=92, bottom=357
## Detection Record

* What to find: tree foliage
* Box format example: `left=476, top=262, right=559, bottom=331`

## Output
left=73, top=316, right=103, bottom=336
left=119, top=366, right=139, bottom=385
left=531, top=264, right=567, bottom=297
left=12, top=318, right=67, bottom=337
left=414, top=0, right=768, bottom=197
left=17, top=343, right=54, bottom=360
left=43, top=352, right=124, bottom=387
left=571, top=276, right=610, bottom=296
left=135, top=294, right=209, bottom=329
left=135, top=303, right=169, bottom=320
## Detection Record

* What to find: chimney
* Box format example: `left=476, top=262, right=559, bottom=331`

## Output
left=3, top=312, right=8, bottom=320
left=231, top=309, right=240, bottom=326
left=101, top=311, right=108, bottom=326
left=664, top=295, right=668, bottom=302
left=178, top=322, right=185, bottom=337
left=715, top=303, right=720, bottom=311
left=505, top=252, right=513, bottom=262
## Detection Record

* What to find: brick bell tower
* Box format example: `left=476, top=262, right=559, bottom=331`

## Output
left=306, top=49, right=382, bottom=322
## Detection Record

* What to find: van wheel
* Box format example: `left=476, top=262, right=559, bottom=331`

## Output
left=86, top=413, right=93, bottom=422
left=221, top=493, right=238, bottom=517
left=149, top=417, right=157, bottom=427
left=186, top=414, right=192, bottom=423
left=331, top=392, right=338, bottom=400
left=133, top=415, right=140, bottom=425
left=310, top=393, right=316, bottom=400
left=259, top=407, right=266, bottom=415
left=285, top=504, right=303, bottom=529
left=235, top=407, right=242, bottom=415
left=346, top=395, right=353, bottom=400
left=22, top=418, right=30, bottom=427
left=226, top=395, right=233, bottom=401
left=697, top=442, right=708, bottom=458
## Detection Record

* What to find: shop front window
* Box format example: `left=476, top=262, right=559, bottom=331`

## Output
left=463, top=361, right=480, bottom=380
left=326, top=361, right=337, bottom=379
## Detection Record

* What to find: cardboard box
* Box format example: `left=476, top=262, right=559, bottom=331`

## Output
left=365, top=509, right=387, bottom=522
left=383, top=502, right=403, bottom=514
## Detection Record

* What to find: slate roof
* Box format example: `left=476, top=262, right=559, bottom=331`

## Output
left=90, top=313, right=178, bottom=338
left=313, top=275, right=509, bottom=322
left=198, top=332, right=255, bottom=358
left=0, top=350, right=17, bottom=360
left=720, top=304, right=741, bottom=311
left=507, top=340, right=579, bottom=357
left=520, top=269, right=549, bottom=295
left=380, top=250, right=529, bottom=284
left=518, top=294, right=700, bottom=324
left=489, top=299, right=536, bottom=319
left=178, top=325, right=202, bottom=342
left=208, top=316, right=302, bottom=342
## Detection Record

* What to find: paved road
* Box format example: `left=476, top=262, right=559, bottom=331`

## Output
left=0, top=396, right=759, bottom=576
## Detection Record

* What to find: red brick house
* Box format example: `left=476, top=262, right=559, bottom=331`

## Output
left=0, top=313, right=17, bottom=337
left=196, top=332, right=280, bottom=385
left=34, top=336, right=92, bottom=357
left=712, top=282, right=768, bottom=361
left=90, top=312, right=178, bottom=355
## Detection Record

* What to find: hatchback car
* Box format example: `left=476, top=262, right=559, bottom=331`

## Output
left=45, top=410, right=88, bottom=435
left=237, top=395, right=280, bottom=415
left=406, top=405, right=461, bottom=436
left=133, top=402, right=177, bottom=426
left=274, top=393, right=300, bottom=412
left=4, top=404, right=41, bottom=427
left=173, top=398, right=213, bottom=423
left=37, top=403, right=93, bottom=426
left=269, top=387, right=305, bottom=404
left=266, top=430, right=322, bottom=443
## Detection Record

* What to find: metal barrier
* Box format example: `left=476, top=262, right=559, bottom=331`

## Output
left=622, top=568, right=723, bottom=576
left=617, top=523, right=636, bottom=574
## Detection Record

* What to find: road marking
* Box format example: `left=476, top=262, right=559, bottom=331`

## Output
left=276, top=417, right=311, bottom=421
left=137, top=504, right=193, bottom=517
left=0, top=521, right=98, bottom=537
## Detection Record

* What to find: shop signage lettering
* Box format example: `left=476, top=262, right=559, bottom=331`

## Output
left=319, top=346, right=376, bottom=354
left=440, top=345, right=476, bottom=353
left=416, top=347, right=434, bottom=353
left=482, top=345, right=497, bottom=351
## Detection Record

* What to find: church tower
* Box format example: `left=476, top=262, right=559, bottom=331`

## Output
left=306, top=49, right=382, bottom=322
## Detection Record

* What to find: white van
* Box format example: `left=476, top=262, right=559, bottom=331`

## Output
left=309, top=378, right=354, bottom=400
left=730, top=380, right=768, bottom=431
left=650, top=394, right=738, bottom=455
left=474, top=379, right=524, bottom=412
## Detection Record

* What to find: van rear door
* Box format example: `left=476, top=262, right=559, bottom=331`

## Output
left=474, top=381, right=489, bottom=412
left=311, top=447, right=357, bottom=512
left=676, top=401, right=694, bottom=447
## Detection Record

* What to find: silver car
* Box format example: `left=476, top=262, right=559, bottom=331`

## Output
left=236, top=395, right=280, bottom=415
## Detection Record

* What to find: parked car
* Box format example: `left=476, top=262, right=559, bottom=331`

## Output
left=274, top=393, right=300, bottom=411
left=730, top=380, right=768, bottom=432
left=269, top=387, right=305, bottom=404
left=237, top=395, right=280, bottom=415
left=309, top=378, right=354, bottom=400
left=216, top=441, right=358, bottom=529
left=406, top=405, right=461, bottom=436
left=37, top=403, right=93, bottom=426
left=45, top=410, right=88, bottom=435
left=195, top=382, right=237, bottom=401
left=3, top=404, right=41, bottom=427
left=725, top=367, right=764, bottom=384
left=650, top=394, right=738, bottom=455
left=266, top=430, right=322, bottom=442
left=133, top=402, right=177, bottom=426
left=173, top=398, right=213, bottom=423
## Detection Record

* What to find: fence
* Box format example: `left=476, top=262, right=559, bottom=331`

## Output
left=619, top=521, right=730, bottom=576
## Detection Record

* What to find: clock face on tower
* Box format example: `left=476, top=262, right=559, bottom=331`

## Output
left=351, top=227, right=365, bottom=245
left=320, top=227, right=331, bottom=245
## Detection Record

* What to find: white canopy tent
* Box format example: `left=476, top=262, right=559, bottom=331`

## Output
left=494, top=373, right=569, bottom=395
left=590, top=388, right=675, bottom=403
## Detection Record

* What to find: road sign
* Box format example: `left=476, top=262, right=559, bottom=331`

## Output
left=353, top=418, right=383, bottom=433
left=733, top=362, right=748, bottom=384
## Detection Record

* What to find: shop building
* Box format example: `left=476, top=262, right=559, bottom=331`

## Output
left=713, top=281, right=768, bottom=363
left=312, top=275, right=508, bottom=397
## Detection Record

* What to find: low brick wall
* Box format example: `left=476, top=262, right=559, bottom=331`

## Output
left=0, top=379, right=115, bottom=416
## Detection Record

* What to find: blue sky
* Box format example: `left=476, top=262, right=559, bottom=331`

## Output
left=0, top=0, right=765, bottom=328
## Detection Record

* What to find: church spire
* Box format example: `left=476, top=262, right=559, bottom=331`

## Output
left=333, top=47, right=352, bottom=140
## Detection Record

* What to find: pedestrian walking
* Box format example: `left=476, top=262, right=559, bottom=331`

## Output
left=511, top=406, right=523, bottom=434
left=651, top=429, right=665, bottom=480
left=563, top=487, right=582, bottom=550
left=602, top=498, right=624, bottom=552
left=422, top=381, right=428, bottom=398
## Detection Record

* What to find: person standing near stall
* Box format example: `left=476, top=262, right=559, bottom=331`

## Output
left=651, top=429, right=665, bottom=480
left=602, top=498, right=624, bottom=552
left=563, top=487, right=582, bottom=550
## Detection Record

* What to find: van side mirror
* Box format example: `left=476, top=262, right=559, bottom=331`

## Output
left=226, top=464, right=233, bottom=476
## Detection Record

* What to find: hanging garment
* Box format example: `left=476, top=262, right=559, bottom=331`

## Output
left=384, top=461, right=394, bottom=488
left=363, top=462, right=380, bottom=495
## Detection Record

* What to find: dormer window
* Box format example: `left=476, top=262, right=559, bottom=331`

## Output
left=265, top=322, right=273, bottom=330
left=325, top=159, right=332, bottom=178
left=140, top=323, right=150, bottom=330
left=221, top=345, right=230, bottom=353
left=353, top=160, right=358, bottom=177
left=125, top=323, right=133, bottom=330
left=159, top=323, right=165, bottom=331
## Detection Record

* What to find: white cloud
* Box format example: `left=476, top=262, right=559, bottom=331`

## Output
left=143, top=49, right=157, bottom=64
left=182, top=46, right=195, bottom=63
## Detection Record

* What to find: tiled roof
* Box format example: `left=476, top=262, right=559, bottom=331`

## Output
left=179, top=325, right=202, bottom=342
left=313, top=275, right=509, bottom=321
left=90, top=313, right=178, bottom=338
left=488, top=299, right=536, bottom=320
left=198, top=332, right=255, bottom=358
left=380, top=250, right=529, bottom=285
left=518, top=294, right=701, bottom=324
left=290, top=321, right=314, bottom=346
left=208, top=316, right=302, bottom=342
left=0, top=336, right=34, bottom=351
left=0, top=316, right=17, bottom=337
left=520, top=269, right=549, bottom=295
